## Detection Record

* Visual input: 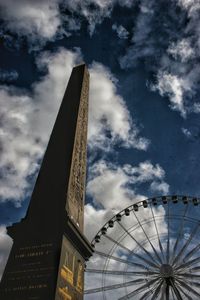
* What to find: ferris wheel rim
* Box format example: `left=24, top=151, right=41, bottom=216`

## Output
left=91, top=195, right=200, bottom=246
left=85, top=195, right=200, bottom=300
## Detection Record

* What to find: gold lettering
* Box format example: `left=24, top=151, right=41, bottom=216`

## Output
left=58, top=287, right=72, bottom=300
left=76, top=262, right=83, bottom=293
left=60, top=266, right=73, bottom=285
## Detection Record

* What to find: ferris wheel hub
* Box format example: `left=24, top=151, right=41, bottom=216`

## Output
left=160, top=264, right=173, bottom=278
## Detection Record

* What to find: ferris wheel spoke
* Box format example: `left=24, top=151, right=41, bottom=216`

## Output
left=169, top=279, right=183, bottom=300
left=182, top=243, right=200, bottom=263
left=84, top=278, right=151, bottom=294
left=188, top=265, right=200, bottom=272
left=137, top=289, right=153, bottom=300
left=150, top=204, right=165, bottom=262
left=104, top=234, right=133, bottom=254
left=166, top=201, right=170, bottom=264
left=118, top=278, right=158, bottom=300
left=160, top=281, right=168, bottom=300
left=166, top=283, right=170, bottom=300
left=171, top=285, right=176, bottom=300
left=174, top=284, right=193, bottom=300
left=172, top=222, right=200, bottom=267
left=171, top=286, right=183, bottom=300
left=170, top=204, right=188, bottom=263
left=150, top=279, right=164, bottom=300
left=104, top=234, right=158, bottom=269
left=136, top=281, right=161, bottom=300
left=186, top=280, right=200, bottom=288
left=95, top=250, right=150, bottom=270
left=119, top=280, right=162, bottom=300
left=175, top=278, right=200, bottom=298
left=175, top=255, right=200, bottom=271
left=176, top=273, right=200, bottom=280
left=133, top=211, right=162, bottom=265
left=85, top=268, right=158, bottom=276
left=118, top=221, right=159, bottom=268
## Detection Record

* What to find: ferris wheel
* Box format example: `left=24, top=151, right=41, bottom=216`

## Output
left=84, top=195, right=200, bottom=300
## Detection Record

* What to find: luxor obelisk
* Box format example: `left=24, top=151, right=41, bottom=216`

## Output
left=0, top=64, right=93, bottom=300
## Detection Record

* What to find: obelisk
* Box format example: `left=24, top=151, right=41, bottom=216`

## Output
left=0, top=64, right=93, bottom=300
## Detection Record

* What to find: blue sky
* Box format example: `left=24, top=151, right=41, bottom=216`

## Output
left=0, top=0, right=200, bottom=280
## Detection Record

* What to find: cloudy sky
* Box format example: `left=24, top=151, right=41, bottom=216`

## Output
left=0, top=0, right=200, bottom=281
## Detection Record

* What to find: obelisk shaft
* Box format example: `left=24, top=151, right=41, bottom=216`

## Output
left=0, top=64, right=93, bottom=300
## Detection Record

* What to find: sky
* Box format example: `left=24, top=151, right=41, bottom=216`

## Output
left=0, top=0, right=200, bottom=284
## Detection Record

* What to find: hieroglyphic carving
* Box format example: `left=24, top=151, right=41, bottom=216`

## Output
left=66, top=66, right=89, bottom=231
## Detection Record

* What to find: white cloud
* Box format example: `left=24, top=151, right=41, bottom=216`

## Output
left=167, top=39, right=195, bottom=63
left=177, top=0, right=200, bottom=11
left=87, top=161, right=142, bottom=211
left=65, top=0, right=114, bottom=11
left=77, top=0, right=113, bottom=35
left=0, top=0, right=138, bottom=45
left=193, top=102, right=200, bottom=113
left=84, top=204, right=115, bottom=241
left=155, top=66, right=200, bottom=117
left=0, top=0, right=61, bottom=43
left=151, top=72, right=187, bottom=117
left=87, top=159, right=169, bottom=213
left=182, top=127, right=192, bottom=138
left=150, top=181, right=169, bottom=194
left=86, top=159, right=169, bottom=241
left=117, top=0, right=137, bottom=7
left=126, top=161, right=165, bottom=182
left=0, top=48, right=82, bottom=203
left=30, top=49, right=83, bottom=144
left=0, top=226, right=12, bottom=281
left=0, top=69, right=18, bottom=82
left=163, top=1, right=200, bottom=116
left=112, top=23, right=129, bottom=39
left=0, top=0, right=117, bottom=44
left=66, top=0, right=137, bottom=38
left=62, top=16, right=81, bottom=37
left=119, top=0, right=155, bottom=69
left=0, top=88, right=42, bottom=201
left=119, top=0, right=200, bottom=118
left=88, top=62, right=149, bottom=150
